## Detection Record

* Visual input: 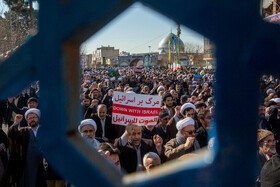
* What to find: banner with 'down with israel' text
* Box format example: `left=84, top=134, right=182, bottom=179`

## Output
left=112, top=91, right=162, bottom=126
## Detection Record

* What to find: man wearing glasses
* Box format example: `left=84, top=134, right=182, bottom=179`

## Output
left=257, top=129, right=278, bottom=184
left=78, top=119, right=100, bottom=148
left=164, top=117, right=200, bottom=161
left=257, top=129, right=277, bottom=169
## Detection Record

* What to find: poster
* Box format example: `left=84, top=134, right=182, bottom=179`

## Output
left=112, top=91, right=162, bottom=126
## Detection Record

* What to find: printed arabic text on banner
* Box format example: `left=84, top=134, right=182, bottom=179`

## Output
left=112, top=91, right=162, bottom=126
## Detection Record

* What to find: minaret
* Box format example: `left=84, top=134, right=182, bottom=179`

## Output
left=177, top=24, right=181, bottom=37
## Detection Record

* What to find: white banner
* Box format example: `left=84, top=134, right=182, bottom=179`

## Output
left=112, top=91, right=162, bottom=126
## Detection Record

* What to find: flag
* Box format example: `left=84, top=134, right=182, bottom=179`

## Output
left=82, top=76, right=87, bottom=88
left=164, top=61, right=168, bottom=67
left=106, top=58, right=111, bottom=65
left=200, top=69, right=205, bottom=76
left=118, top=69, right=124, bottom=75
left=176, top=61, right=181, bottom=70
left=168, top=40, right=171, bottom=61
left=135, top=67, right=143, bottom=74
left=177, top=37, right=180, bottom=60
left=173, top=37, right=176, bottom=62
left=168, top=62, right=173, bottom=70
left=108, top=69, right=120, bottom=77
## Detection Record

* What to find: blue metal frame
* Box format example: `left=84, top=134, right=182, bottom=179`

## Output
left=0, top=0, right=277, bottom=186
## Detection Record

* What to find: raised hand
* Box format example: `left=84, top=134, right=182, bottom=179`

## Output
left=184, top=137, right=195, bottom=150
left=14, top=114, right=23, bottom=125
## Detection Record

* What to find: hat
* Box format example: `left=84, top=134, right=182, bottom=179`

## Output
left=180, top=103, right=196, bottom=115
left=257, top=129, right=273, bottom=142
left=78, top=119, right=97, bottom=133
left=25, top=108, right=41, bottom=120
left=157, top=86, right=165, bottom=93
left=266, top=88, right=275, bottom=95
left=261, top=155, right=280, bottom=187
left=126, top=91, right=135, bottom=94
left=27, top=97, right=38, bottom=104
left=176, top=117, right=195, bottom=131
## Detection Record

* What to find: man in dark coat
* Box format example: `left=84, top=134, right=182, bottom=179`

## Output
left=7, top=97, right=38, bottom=128
left=102, top=88, right=113, bottom=108
left=256, top=129, right=277, bottom=185
left=196, top=109, right=213, bottom=148
left=82, top=96, right=91, bottom=117
left=114, top=125, right=156, bottom=173
left=4, top=109, right=47, bottom=187
left=92, top=104, right=116, bottom=142
left=142, top=125, right=157, bottom=140
left=154, top=110, right=170, bottom=144
left=258, top=104, right=271, bottom=131
left=0, top=99, right=7, bottom=128
left=0, top=128, right=8, bottom=183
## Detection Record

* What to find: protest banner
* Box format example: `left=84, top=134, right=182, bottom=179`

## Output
left=112, top=91, right=162, bottom=126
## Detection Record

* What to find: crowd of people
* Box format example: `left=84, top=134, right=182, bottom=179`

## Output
left=0, top=67, right=279, bottom=186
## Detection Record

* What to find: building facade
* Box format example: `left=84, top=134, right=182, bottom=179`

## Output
left=203, top=37, right=216, bottom=69
left=93, top=46, right=119, bottom=66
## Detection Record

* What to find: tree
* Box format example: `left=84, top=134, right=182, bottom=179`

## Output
left=184, top=42, right=203, bottom=53
left=0, top=10, right=29, bottom=54
left=3, top=0, right=29, bottom=14
left=0, top=0, right=38, bottom=56
left=184, top=42, right=204, bottom=67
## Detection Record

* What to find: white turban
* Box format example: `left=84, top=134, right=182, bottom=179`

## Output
left=180, top=103, right=196, bottom=115
left=271, top=98, right=280, bottom=103
left=157, top=86, right=165, bottom=93
left=126, top=91, right=135, bottom=94
left=25, top=108, right=41, bottom=120
left=78, top=119, right=97, bottom=133
left=176, top=117, right=195, bottom=131
left=266, top=88, right=275, bottom=95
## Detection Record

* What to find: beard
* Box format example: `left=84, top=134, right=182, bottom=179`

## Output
left=264, top=145, right=277, bottom=155
left=29, top=121, right=39, bottom=128
left=84, top=136, right=94, bottom=144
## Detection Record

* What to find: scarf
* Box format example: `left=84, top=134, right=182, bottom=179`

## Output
left=176, top=131, right=186, bottom=145
left=176, top=132, right=200, bottom=151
